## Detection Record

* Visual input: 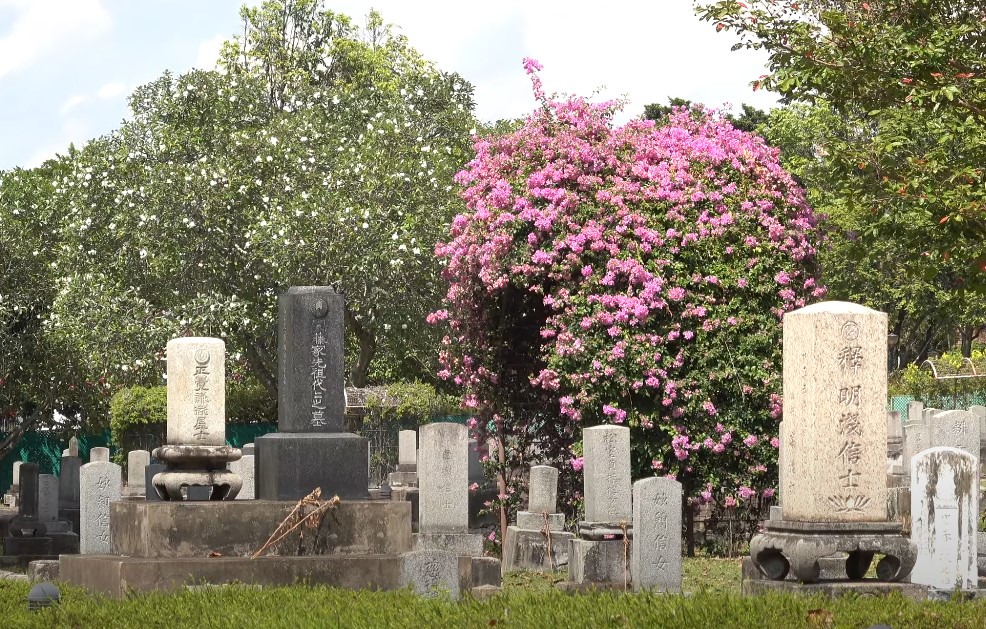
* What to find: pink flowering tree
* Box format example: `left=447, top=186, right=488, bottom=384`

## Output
left=432, top=60, right=825, bottom=551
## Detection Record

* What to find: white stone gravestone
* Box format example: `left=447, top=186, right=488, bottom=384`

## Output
left=38, top=474, right=59, bottom=522
left=418, top=422, right=468, bottom=533
left=399, top=430, right=417, bottom=470
left=910, top=446, right=978, bottom=590
left=583, top=425, right=631, bottom=523
left=80, top=461, right=122, bottom=554
left=127, top=450, right=150, bottom=490
left=90, top=447, right=110, bottom=463
left=930, top=409, right=980, bottom=458
left=166, top=337, right=226, bottom=446
left=632, top=477, right=682, bottom=592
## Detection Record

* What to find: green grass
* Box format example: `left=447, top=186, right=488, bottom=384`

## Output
left=2, top=559, right=985, bottom=628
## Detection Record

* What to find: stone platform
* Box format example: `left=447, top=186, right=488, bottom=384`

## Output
left=255, top=432, right=369, bottom=501
left=60, top=553, right=500, bottom=599
left=110, top=500, right=411, bottom=557
left=743, top=577, right=928, bottom=601
left=502, top=526, right=574, bottom=574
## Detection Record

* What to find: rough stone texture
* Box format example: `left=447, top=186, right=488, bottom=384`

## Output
left=60, top=554, right=404, bottom=599
left=398, top=430, right=417, bottom=469
left=631, top=477, right=682, bottom=592
left=127, top=450, right=150, bottom=490
left=778, top=421, right=786, bottom=508
left=910, top=446, right=978, bottom=590
left=931, top=409, right=981, bottom=459
left=11, top=461, right=21, bottom=487
left=582, top=425, right=631, bottom=524
left=972, top=406, right=986, bottom=438
left=418, top=422, right=468, bottom=534
left=923, top=408, right=938, bottom=424
left=278, top=287, right=345, bottom=433
left=111, top=500, right=411, bottom=557
left=471, top=585, right=501, bottom=600
left=906, top=400, right=925, bottom=427
left=68, top=437, right=79, bottom=458
left=166, top=337, right=225, bottom=445
left=742, top=572, right=928, bottom=600
left=90, top=447, right=110, bottom=463
left=27, top=560, right=59, bottom=583
left=903, top=419, right=931, bottom=482
left=400, top=550, right=460, bottom=599
left=388, top=471, right=418, bottom=487
left=255, top=432, right=368, bottom=501
left=413, top=532, right=484, bottom=556
left=781, top=301, right=888, bottom=522
left=228, top=453, right=254, bottom=499
left=58, top=457, right=81, bottom=508
left=516, top=511, right=564, bottom=531
left=37, top=475, right=58, bottom=522
left=470, top=556, right=502, bottom=587
left=502, top=525, right=574, bottom=574
left=79, top=461, right=122, bottom=554
left=528, top=465, right=559, bottom=515
left=568, top=538, right=630, bottom=585
left=242, top=442, right=254, bottom=455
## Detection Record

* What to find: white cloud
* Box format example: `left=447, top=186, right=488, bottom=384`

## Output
left=195, top=33, right=228, bottom=70
left=96, top=81, right=126, bottom=100
left=59, top=93, right=87, bottom=115
left=0, top=0, right=112, bottom=81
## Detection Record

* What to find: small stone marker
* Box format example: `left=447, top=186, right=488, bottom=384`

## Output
left=127, top=450, right=150, bottom=490
left=583, top=425, right=631, bottom=523
left=418, top=422, right=468, bottom=533
left=80, top=461, right=122, bottom=554
left=61, top=449, right=69, bottom=458
left=632, top=477, right=683, bottom=592
left=69, top=436, right=79, bottom=457
left=528, top=465, right=559, bottom=515
left=229, top=452, right=255, bottom=500
left=923, top=407, right=938, bottom=424
left=398, top=430, right=417, bottom=470
left=400, top=550, right=460, bottom=599
left=910, top=446, right=978, bottom=590
left=12, top=461, right=22, bottom=487
left=903, top=419, right=931, bottom=479
left=38, top=475, right=58, bottom=522
left=277, top=286, right=345, bottom=432
left=930, top=409, right=980, bottom=458
left=166, top=337, right=226, bottom=446
left=90, top=447, right=110, bottom=463
left=780, top=302, right=887, bottom=522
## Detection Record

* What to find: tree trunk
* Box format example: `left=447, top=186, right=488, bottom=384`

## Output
left=0, top=407, right=44, bottom=461
left=244, top=340, right=278, bottom=399
left=960, top=325, right=974, bottom=358
left=345, top=309, right=376, bottom=388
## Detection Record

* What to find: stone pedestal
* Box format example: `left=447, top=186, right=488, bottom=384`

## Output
left=567, top=539, right=630, bottom=585
left=749, top=520, right=915, bottom=583
left=516, top=511, right=564, bottom=531
left=255, top=433, right=368, bottom=500
left=413, top=532, right=484, bottom=556
left=502, top=525, right=574, bottom=574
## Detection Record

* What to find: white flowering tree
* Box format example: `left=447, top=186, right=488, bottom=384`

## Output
left=48, top=1, right=475, bottom=391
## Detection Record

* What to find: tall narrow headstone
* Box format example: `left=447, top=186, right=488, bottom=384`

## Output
left=68, top=436, right=79, bottom=457
left=632, top=477, right=683, bottom=592
left=910, top=446, right=978, bottom=590
left=12, top=461, right=22, bottom=487
left=905, top=400, right=924, bottom=427
left=778, top=421, right=786, bottom=507
left=583, top=425, right=631, bottom=523
left=931, top=409, right=980, bottom=459
left=80, top=461, right=121, bottom=554
left=58, top=451, right=82, bottom=534
left=229, top=452, right=255, bottom=500
left=528, top=465, right=559, bottom=515
left=923, top=408, right=938, bottom=424
left=167, top=337, right=225, bottom=446
left=90, top=447, right=110, bottom=463
left=38, top=475, right=59, bottom=522
left=127, top=450, right=150, bottom=491
left=418, top=422, right=468, bottom=533
left=904, top=419, right=931, bottom=476
left=17, top=463, right=39, bottom=520
left=255, top=287, right=368, bottom=500
left=398, top=430, right=417, bottom=470
left=780, top=302, right=887, bottom=521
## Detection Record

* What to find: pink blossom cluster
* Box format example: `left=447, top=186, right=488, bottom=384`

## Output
left=432, top=61, right=825, bottom=508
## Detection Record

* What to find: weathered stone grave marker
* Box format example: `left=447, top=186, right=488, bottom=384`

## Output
left=80, top=461, right=121, bottom=554
left=632, top=477, right=682, bottom=592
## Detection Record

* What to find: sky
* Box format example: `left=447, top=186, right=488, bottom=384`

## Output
left=0, top=0, right=778, bottom=171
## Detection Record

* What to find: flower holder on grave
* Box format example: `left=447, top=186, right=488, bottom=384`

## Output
left=749, top=303, right=916, bottom=585
left=150, top=338, right=242, bottom=501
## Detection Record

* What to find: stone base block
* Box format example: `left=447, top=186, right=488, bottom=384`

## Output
left=0, top=554, right=56, bottom=570
left=256, top=432, right=368, bottom=501
left=414, top=532, right=484, bottom=556
left=742, top=577, right=928, bottom=600
left=392, top=487, right=419, bottom=532
left=387, top=471, right=418, bottom=487
left=3, top=536, right=52, bottom=556
left=41, top=521, right=72, bottom=534
left=59, top=554, right=405, bottom=599
left=58, top=508, right=80, bottom=536
left=152, top=468, right=242, bottom=501
left=28, top=560, right=59, bottom=582
left=502, top=526, right=574, bottom=574
left=471, top=584, right=501, bottom=600
left=568, top=539, right=630, bottom=585
left=516, top=512, right=565, bottom=531
left=471, top=556, right=502, bottom=587
left=50, top=532, right=79, bottom=555
left=750, top=519, right=916, bottom=583
left=111, top=500, right=411, bottom=558
left=743, top=555, right=854, bottom=583
left=397, top=464, right=417, bottom=473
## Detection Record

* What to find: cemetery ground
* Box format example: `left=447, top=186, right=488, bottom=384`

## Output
left=2, top=558, right=986, bottom=627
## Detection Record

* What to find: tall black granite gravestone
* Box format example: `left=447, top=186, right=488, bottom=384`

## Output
left=255, top=287, right=369, bottom=500
left=58, top=443, right=82, bottom=535
left=5, top=463, right=52, bottom=556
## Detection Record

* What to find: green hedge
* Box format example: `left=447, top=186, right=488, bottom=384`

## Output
left=890, top=349, right=986, bottom=409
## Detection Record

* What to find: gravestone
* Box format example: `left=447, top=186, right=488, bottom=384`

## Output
left=80, top=461, right=122, bottom=554
left=5, top=463, right=52, bottom=557
left=90, top=447, right=110, bottom=463
left=12, top=460, right=22, bottom=489
left=58, top=451, right=82, bottom=534
left=38, top=474, right=78, bottom=552
left=632, top=477, right=682, bottom=592
left=905, top=400, right=924, bottom=428
left=582, top=425, right=631, bottom=526
left=69, top=436, right=79, bottom=457
left=144, top=464, right=166, bottom=502
left=910, top=446, right=978, bottom=590
left=229, top=451, right=255, bottom=500
left=414, top=422, right=482, bottom=556
left=127, top=450, right=150, bottom=494
left=38, top=475, right=58, bottom=522
left=930, top=410, right=980, bottom=459
left=749, top=302, right=915, bottom=584
left=151, top=337, right=241, bottom=500
left=399, top=430, right=417, bottom=470
left=923, top=408, right=938, bottom=424
left=400, top=550, right=460, bottom=599
left=778, top=421, right=786, bottom=507
left=256, top=287, right=368, bottom=500
left=503, top=465, right=574, bottom=574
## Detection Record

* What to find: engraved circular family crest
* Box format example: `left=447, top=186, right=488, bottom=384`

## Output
left=309, top=297, right=329, bottom=319
left=194, top=349, right=211, bottom=365
left=841, top=321, right=860, bottom=341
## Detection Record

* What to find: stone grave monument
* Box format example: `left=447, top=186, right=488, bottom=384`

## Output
left=748, top=302, right=916, bottom=587
left=389, top=430, right=419, bottom=487
left=80, top=460, right=122, bottom=554
left=151, top=337, right=242, bottom=500
left=58, top=437, right=82, bottom=535
left=565, top=425, right=632, bottom=588
left=910, top=446, right=978, bottom=591
left=632, top=477, right=682, bottom=592
left=38, top=473, right=78, bottom=554
left=90, top=447, right=110, bottom=463
left=256, top=287, right=368, bottom=500
left=5, top=460, right=23, bottom=507
left=228, top=443, right=255, bottom=500
left=123, top=450, right=150, bottom=497
left=502, top=465, right=574, bottom=573
left=930, top=409, right=980, bottom=458
left=400, top=550, right=461, bottom=599
left=2, top=463, right=52, bottom=565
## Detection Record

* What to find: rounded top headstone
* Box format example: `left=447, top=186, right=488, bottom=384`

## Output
left=788, top=301, right=881, bottom=315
